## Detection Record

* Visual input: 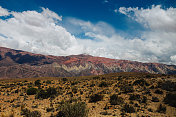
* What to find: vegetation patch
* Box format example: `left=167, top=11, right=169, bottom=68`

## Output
left=27, top=88, right=38, bottom=95
left=89, top=94, right=103, bottom=103
left=164, top=92, right=176, bottom=107
left=56, top=102, right=88, bottom=117
left=110, top=94, right=124, bottom=105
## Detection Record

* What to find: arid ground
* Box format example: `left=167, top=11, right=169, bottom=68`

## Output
left=0, top=72, right=176, bottom=117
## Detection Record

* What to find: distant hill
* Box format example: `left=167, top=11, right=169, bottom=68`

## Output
left=0, top=46, right=176, bottom=78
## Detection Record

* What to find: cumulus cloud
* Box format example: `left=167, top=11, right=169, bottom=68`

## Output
left=119, top=5, right=176, bottom=31
left=118, top=5, right=176, bottom=64
left=0, top=6, right=83, bottom=56
left=0, top=6, right=9, bottom=16
left=171, top=55, right=176, bottom=64
left=0, top=5, right=176, bottom=65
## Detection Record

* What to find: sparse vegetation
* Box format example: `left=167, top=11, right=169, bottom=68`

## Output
left=27, top=88, right=38, bottom=95
left=121, top=104, right=136, bottom=113
left=99, top=81, right=108, bottom=87
left=34, top=80, right=41, bottom=86
left=21, top=108, right=41, bottom=117
left=110, top=94, right=124, bottom=105
left=56, top=102, right=88, bottom=117
left=120, top=85, right=134, bottom=93
left=157, top=104, right=166, bottom=113
left=36, top=87, right=57, bottom=99
left=89, top=94, right=103, bottom=103
left=0, top=72, right=175, bottom=116
left=164, top=92, right=176, bottom=107
left=133, top=79, right=149, bottom=86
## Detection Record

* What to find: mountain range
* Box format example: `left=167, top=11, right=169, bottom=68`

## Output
left=0, top=46, right=176, bottom=78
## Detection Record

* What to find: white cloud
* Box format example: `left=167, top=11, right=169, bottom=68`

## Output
left=118, top=5, right=176, bottom=64
left=41, top=7, right=62, bottom=21
left=114, top=9, right=118, bottom=13
left=0, top=6, right=176, bottom=65
left=171, top=55, right=176, bottom=64
left=0, top=6, right=9, bottom=16
left=0, top=7, right=83, bottom=56
left=119, top=5, right=176, bottom=32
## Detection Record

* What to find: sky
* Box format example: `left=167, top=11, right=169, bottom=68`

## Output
left=0, top=0, right=176, bottom=65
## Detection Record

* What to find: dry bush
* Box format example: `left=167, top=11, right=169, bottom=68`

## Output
left=110, top=94, right=124, bottom=105
left=56, top=102, right=88, bottom=117
left=89, top=94, right=103, bottom=103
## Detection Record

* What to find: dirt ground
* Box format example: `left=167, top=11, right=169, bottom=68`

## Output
left=0, top=73, right=176, bottom=117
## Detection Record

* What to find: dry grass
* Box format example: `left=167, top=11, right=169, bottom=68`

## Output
left=0, top=72, right=176, bottom=117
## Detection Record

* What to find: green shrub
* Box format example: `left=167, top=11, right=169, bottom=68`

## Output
left=46, top=80, right=51, bottom=84
left=27, top=88, right=38, bottom=95
left=57, top=102, right=88, bottom=117
left=89, top=94, right=103, bottom=103
left=141, top=96, right=147, bottom=103
left=120, top=85, right=134, bottom=93
left=93, top=76, right=100, bottom=80
left=121, top=104, right=136, bottom=113
left=34, top=80, right=41, bottom=86
left=21, top=108, right=41, bottom=117
left=133, top=79, right=149, bottom=86
left=157, top=104, right=166, bottom=113
left=110, top=94, right=124, bottom=105
left=35, top=89, right=48, bottom=99
left=129, top=94, right=140, bottom=101
left=71, top=81, right=79, bottom=85
left=62, top=78, right=68, bottom=82
left=46, top=87, right=57, bottom=98
left=164, top=92, right=176, bottom=107
left=151, top=97, right=159, bottom=102
left=160, top=81, right=176, bottom=91
left=72, top=87, right=77, bottom=94
left=154, top=89, right=163, bottom=94
left=99, top=82, right=108, bottom=87
left=35, top=87, right=57, bottom=99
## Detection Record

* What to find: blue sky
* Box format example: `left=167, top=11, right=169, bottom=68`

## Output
left=1, top=0, right=175, bottom=33
left=0, top=0, right=176, bottom=65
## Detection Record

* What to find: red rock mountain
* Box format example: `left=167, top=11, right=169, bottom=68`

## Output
left=0, top=47, right=176, bottom=78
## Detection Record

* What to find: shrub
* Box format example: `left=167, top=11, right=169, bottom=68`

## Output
left=129, top=94, right=140, bottom=101
left=62, top=78, right=68, bottom=82
left=46, top=80, right=51, bottom=84
left=157, top=104, right=166, bottom=113
left=72, top=87, right=77, bottom=94
left=110, top=94, right=124, bottom=105
left=46, top=87, right=57, bottom=98
left=151, top=97, right=159, bottom=102
left=164, top=92, right=176, bottom=107
left=71, top=81, right=79, bottom=86
left=35, top=89, right=48, bottom=99
left=89, top=94, right=103, bottom=103
left=160, top=81, right=176, bottom=91
left=120, top=85, right=134, bottom=93
left=121, top=104, right=136, bottom=113
left=93, top=76, right=100, bottom=80
left=27, top=88, right=38, bottom=95
left=15, top=89, right=19, bottom=93
left=154, top=89, right=163, bottom=94
left=146, top=75, right=152, bottom=78
left=36, top=87, right=57, bottom=99
left=141, top=96, right=147, bottom=103
left=21, top=108, right=41, bottom=117
left=133, top=79, right=149, bottom=86
left=99, top=82, right=108, bottom=87
left=46, top=107, right=54, bottom=112
left=34, top=80, right=41, bottom=86
left=56, top=102, right=88, bottom=117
